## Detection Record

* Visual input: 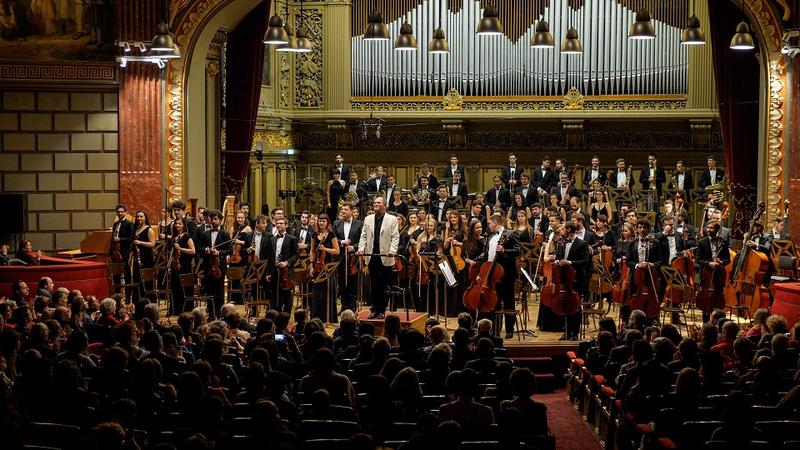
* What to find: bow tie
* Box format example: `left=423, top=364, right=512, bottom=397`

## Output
left=566, top=239, right=574, bottom=244
left=278, top=233, right=285, bottom=238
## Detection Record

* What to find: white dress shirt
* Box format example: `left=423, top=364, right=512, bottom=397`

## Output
left=590, top=168, right=599, bottom=181
left=437, top=200, right=446, bottom=221
left=677, top=172, right=685, bottom=190
left=275, top=233, right=285, bottom=261
left=299, top=228, right=307, bottom=243
left=343, top=220, right=352, bottom=242
left=617, top=171, right=627, bottom=186
left=211, top=230, right=219, bottom=245
left=665, top=234, right=677, bottom=261
left=709, top=169, right=716, bottom=183
left=564, top=239, right=574, bottom=260
left=488, top=228, right=503, bottom=262
left=451, top=183, right=459, bottom=197
left=638, top=239, right=648, bottom=263
left=253, top=232, right=263, bottom=261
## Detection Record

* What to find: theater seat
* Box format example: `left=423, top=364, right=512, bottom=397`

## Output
left=300, top=420, right=359, bottom=440
left=678, top=421, right=722, bottom=449
left=303, top=438, right=351, bottom=450
left=706, top=441, right=769, bottom=450
left=756, top=420, right=800, bottom=446
left=26, top=423, right=81, bottom=450
left=460, top=441, right=500, bottom=450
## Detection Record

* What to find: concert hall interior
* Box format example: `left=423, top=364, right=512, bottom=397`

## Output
left=1, top=0, right=800, bottom=449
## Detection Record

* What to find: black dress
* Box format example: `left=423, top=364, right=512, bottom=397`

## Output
left=444, top=232, right=466, bottom=317
left=171, top=233, right=194, bottom=314
left=131, top=226, right=154, bottom=316
left=327, top=180, right=346, bottom=219
left=311, top=232, right=338, bottom=322
left=388, top=200, right=409, bottom=218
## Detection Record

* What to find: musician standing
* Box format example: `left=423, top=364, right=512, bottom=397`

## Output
left=196, top=210, right=231, bottom=317
left=330, top=153, right=350, bottom=181
left=443, top=154, right=466, bottom=179
left=550, top=172, right=578, bottom=205
left=669, top=160, right=694, bottom=201
left=528, top=203, right=549, bottom=235
left=327, top=169, right=346, bottom=220
left=583, top=156, right=606, bottom=188
left=501, top=153, right=524, bottom=190
left=268, top=207, right=285, bottom=237
left=366, top=166, right=387, bottom=193
left=384, top=174, right=399, bottom=204
left=267, top=217, right=298, bottom=313
left=335, top=204, right=363, bottom=312
left=609, top=158, right=634, bottom=190
left=169, top=217, right=196, bottom=314
left=572, top=213, right=597, bottom=247
left=468, top=202, right=487, bottom=231
left=551, top=222, right=591, bottom=340
left=625, top=219, right=663, bottom=324
left=294, top=211, right=313, bottom=261
left=443, top=210, right=468, bottom=317
left=131, top=210, right=156, bottom=317
left=484, top=214, right=520, bottom=339
left=675, top=211, right=697, bottom=248
left=346, top=171, right=369, bottom=214
left=245, top=215, right=272, bottom=309
left=431, top=186, right=457, bottom=224
left=486, top=176, right=511, bottom=210
left=413, top=176, right=435, bottom=208
left=239, top=201, right=255, bottom=228
left=418, top=163, right=439, bottom=190
left=639, top=153, right=667, bottom=212
left=110, top=203, right=134, bottom=277
left=447, top=170, right=469, bottom=205
left=699, top=156, right=725, bottom=189
left=553, top=159, right=573, bottom=182
left=309, top=214, right=340, bottom=322
left=357, top=197, right=400, bottom=319
left=696, top=222, right=731, bottom=322
left=533, top=155, right=557, bottom=195
left=170, top=200, right=197, bottom=239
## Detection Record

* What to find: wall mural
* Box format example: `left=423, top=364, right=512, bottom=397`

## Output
left=0, top=0, right=116, bottom=60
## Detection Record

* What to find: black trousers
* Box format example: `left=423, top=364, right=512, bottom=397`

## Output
left=495, top=275, right=516, bottom=334
left=202, top=274, right=224, bottom=317
left=312, top=280, right=337, bottom=323
left=369, top=257, right=391, bottom=313
left=338, top=266, right=358, bottom=312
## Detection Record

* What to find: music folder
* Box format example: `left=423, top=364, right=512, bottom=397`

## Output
left=438, top=261, right=458, bottom=287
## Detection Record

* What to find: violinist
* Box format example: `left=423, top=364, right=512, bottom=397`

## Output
left=613, top=222, right=635, bottom=324
left=444, top=210, right=468, bottom=316
left=131, top=210, right=156, bottom=311
left=294, top=210, right=313, bottom=266
left=655, top=215, right=687, bottom=323
left=547, top=221, right=592, bottom=341
left=334, top=204, right=362, bottom=312
left=625, top=219, right=663, bottom=323
left=230, top=212, right=253, bottom=264
left=572, top=213, right=597, bottom=247
left=696, top=222, right=731, bottom=322
left=415, top=218, right=442, bottom=313
left=169, top=217, right=196, bottom=314
left=583, top=156, right=606, bottom=188
left=400, top=211, right=423, bottom=305
left=245, top=215, right=272, bottom=307
left=675, top=211, right=697, bottom=248
left=110, top=204, right=134, bottom=265
left=267, top=217, right=299, bottom=313
left=169, top=200, right=197, bottom=240
left=309, top=214, right=339, bottom=322
left=196, top=209, right=231, bottom=317
left=528, top=203, right=549, bottom=236
left=431, top=186, right=457, bottom=224
left=551, top=172, right=577, bottom=206
left=16, top=240, right=42, bottom=266
left=484, top=213, right=520, bottom=339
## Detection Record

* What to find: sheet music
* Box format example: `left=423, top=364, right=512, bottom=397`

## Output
left=438, top=261, right=458, bottom=287
left=521, top=268, right=536, bottom=289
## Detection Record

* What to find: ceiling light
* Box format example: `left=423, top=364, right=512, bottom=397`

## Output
left=476, top=3, right=503, bottom=35
left=394, top=21, right=417, bottom=51
left=681, top=14, right=705, bottom=45
left=629, top=9, right=656, bottom=39
left=560, top=27, right=583, bottom=54
left=530, top=19, right=554, bottom=48
left=428, top=26, right=450, bottom=54
left=364, top=9, right=390, bottom=40
left=730, top=21, right=755, bottom=50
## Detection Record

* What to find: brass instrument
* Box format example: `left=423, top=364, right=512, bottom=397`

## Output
left=414, top=187, right=430, bottom=204
left=343, top=191, right=360, bottom=205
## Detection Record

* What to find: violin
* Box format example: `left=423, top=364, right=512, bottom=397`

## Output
left=171, top=235, right=181, bottom=271
left=462, top=233, right=507, bottom=313
left=313, top=236, right=327, bottom=276
left=629, top=239, right=661, bottom=320
left=229, top=226, right=244, bottom=265
left=447, top=231, right=466, bottom=272
left=207, top=252, right=222, bottom=280
left=279, top=263, right=294, bottom=290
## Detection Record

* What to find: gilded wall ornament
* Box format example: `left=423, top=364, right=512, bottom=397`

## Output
left=295, top=8, right=323, bottom=108
left=563, top=87, right=584, bottom=110
left=443, top=88, right=463, bottom=111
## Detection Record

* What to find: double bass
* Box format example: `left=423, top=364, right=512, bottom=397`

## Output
left=695, top=239, right=727, bottom=315
left=629, top=238, right=661, bottom=320
left=539, top=238, right=581, bottom=316
left=462, top=234, right=506, bottom=313
left=724, top=201, right=770, bottom=316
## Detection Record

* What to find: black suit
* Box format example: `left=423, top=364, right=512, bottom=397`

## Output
left=532, top=167, right=557, bottom=192
left=443, top=165, right=466, bottom=180
left=699, top=168, right=725, bottom=189
left=418, top=174, right=439, bottom=190
left=486, top=187, right=511, bottom=209
left=625, top=237, right=663, bottom=305
left=330, top=164, right=350, bottom=181
left=528, top=214, right=549, bottom=234
left=384, top=184, right=400, bottom=204
left=576, top=228, right=597, bottom=247
left=335, top=219, right=363, bottom=311
left=550, top=184, right=578, bottom=203
left=638, top=165, right=667, bottom=197
left=468, top=214, right=487, bottom=231
left=245, top=230, right=273, bottom=262
left=267, top=232, right=299, bottom=313
left=608, top=169, right=634, bottom=189
left=515, top=184, right=539, bottom=207
left=583, top=167, right=607, bottom=187
left=366, top=176, right=387, bottom=193
left=558, top=237, right=592, bottom=339
left=654, top=232, right=687, bottom=266
left=675, top=223, right=698, bottom=249
left=430, top=198, right=457, bottom=223
left=668, top=171, right=695, bottom=195
left=447, top=181, right=469, bottom=205
left=501, top=165, right=524, bottom=188
left=196, top=228, right=232, bottom=316
left=345, top=181, right=369, bottom=210
left=294, top=225, right=314, bottom=266
left=110, top=218, right=135, bottom=262
left=482, top=229, right=520, bottom=334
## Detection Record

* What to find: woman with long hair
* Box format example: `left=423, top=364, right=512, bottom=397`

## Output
left=510, top=209, right=534, bottom=244
left=414, top=218, right=442, bottom=314
left=309, top=214, right=340, bottom=322
left=588, top=190, right=610, bottom=227
left=131, top=210, right=156, bottom=313
left=170, top=216, right=196, bottom=314
left=506, top=193, right=530, bottom=227
left=16, top=240, right=42, bottom=265
left=401, top=211, right=425, bottom=307
left=388, top=188, right=409, bottom=217
left=443, top=210, right=467, bottom=317
left=548, top=193, right=567, bottom=222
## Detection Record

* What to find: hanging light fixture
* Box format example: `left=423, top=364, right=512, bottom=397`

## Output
left=276, top=1, right=298, bottom=52
left=730, top=21, right=755, bottom=50
left=476, top=3, right=503, bottom=35
left=428, top=1, right=449, bottom=54
left=264, top=0, right=289, bottom=45
left=561, top=27, right=582, bottom=54
left=628, top=1, right=656, bottom=40
left=151, top=23, right=175, bottom=52
left=681, top=0, right=705, bottom=45
left=530, top=18, right=554, bottom=48
left=394, top=21, right=418, bottom=51
left=294, top=0, right=313, bottom=53
left=364, top=0, right=390, bottom=41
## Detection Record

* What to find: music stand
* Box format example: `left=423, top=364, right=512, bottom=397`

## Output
left=314, top=262, right=341, bottom=324
left=419, top=255, right=441, bottom=321
left=518, top=269, right=537, bottom=339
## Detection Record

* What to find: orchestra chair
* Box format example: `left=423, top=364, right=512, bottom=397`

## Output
left=179, top=273, right=215, bottom=319
left=582, top=260, right=609, bottom=339
left=107, top=262, right=139, bottom=301
left=727, top=280, right=755, bottom=324
left=138, top=267, right=171, bottom=315
left=659, top=265, right=691, bottom=336
left=225, top=266, right=246, bottom=304
left=771, top=239, right=799, bottom=279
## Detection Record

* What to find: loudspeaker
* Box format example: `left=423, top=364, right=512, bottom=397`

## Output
left=0, top=194, right=26, bottom=235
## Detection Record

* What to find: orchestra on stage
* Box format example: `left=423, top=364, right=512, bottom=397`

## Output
left=81, top=152, right=796, bottom=341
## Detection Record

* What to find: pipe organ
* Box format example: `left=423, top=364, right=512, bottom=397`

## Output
left=352, top=0, right=690, bottom=97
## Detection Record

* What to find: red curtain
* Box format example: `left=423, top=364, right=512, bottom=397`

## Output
left=708, top=0, right=761, bottom=238
left=223, top=1, right=269, bottom=197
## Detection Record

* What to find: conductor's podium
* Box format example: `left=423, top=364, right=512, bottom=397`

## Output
left=771, top=281, right=800, bottom=329
left=0, top=255, right=109, bottom=299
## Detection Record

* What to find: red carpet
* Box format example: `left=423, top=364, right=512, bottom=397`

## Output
left=538, top=389, right=603, bottom=450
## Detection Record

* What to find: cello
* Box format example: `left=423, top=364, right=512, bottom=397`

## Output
left=695, top=239, right=727, bottom=315
left=629, top=238, right=661, bottom=320
left=539, top=237, right=581, bottom=316
left=612, top=256, right=631, bottom=306
left=462, top=234, right=506, bottom=313
left=724, top=201, right=770, bottom=317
